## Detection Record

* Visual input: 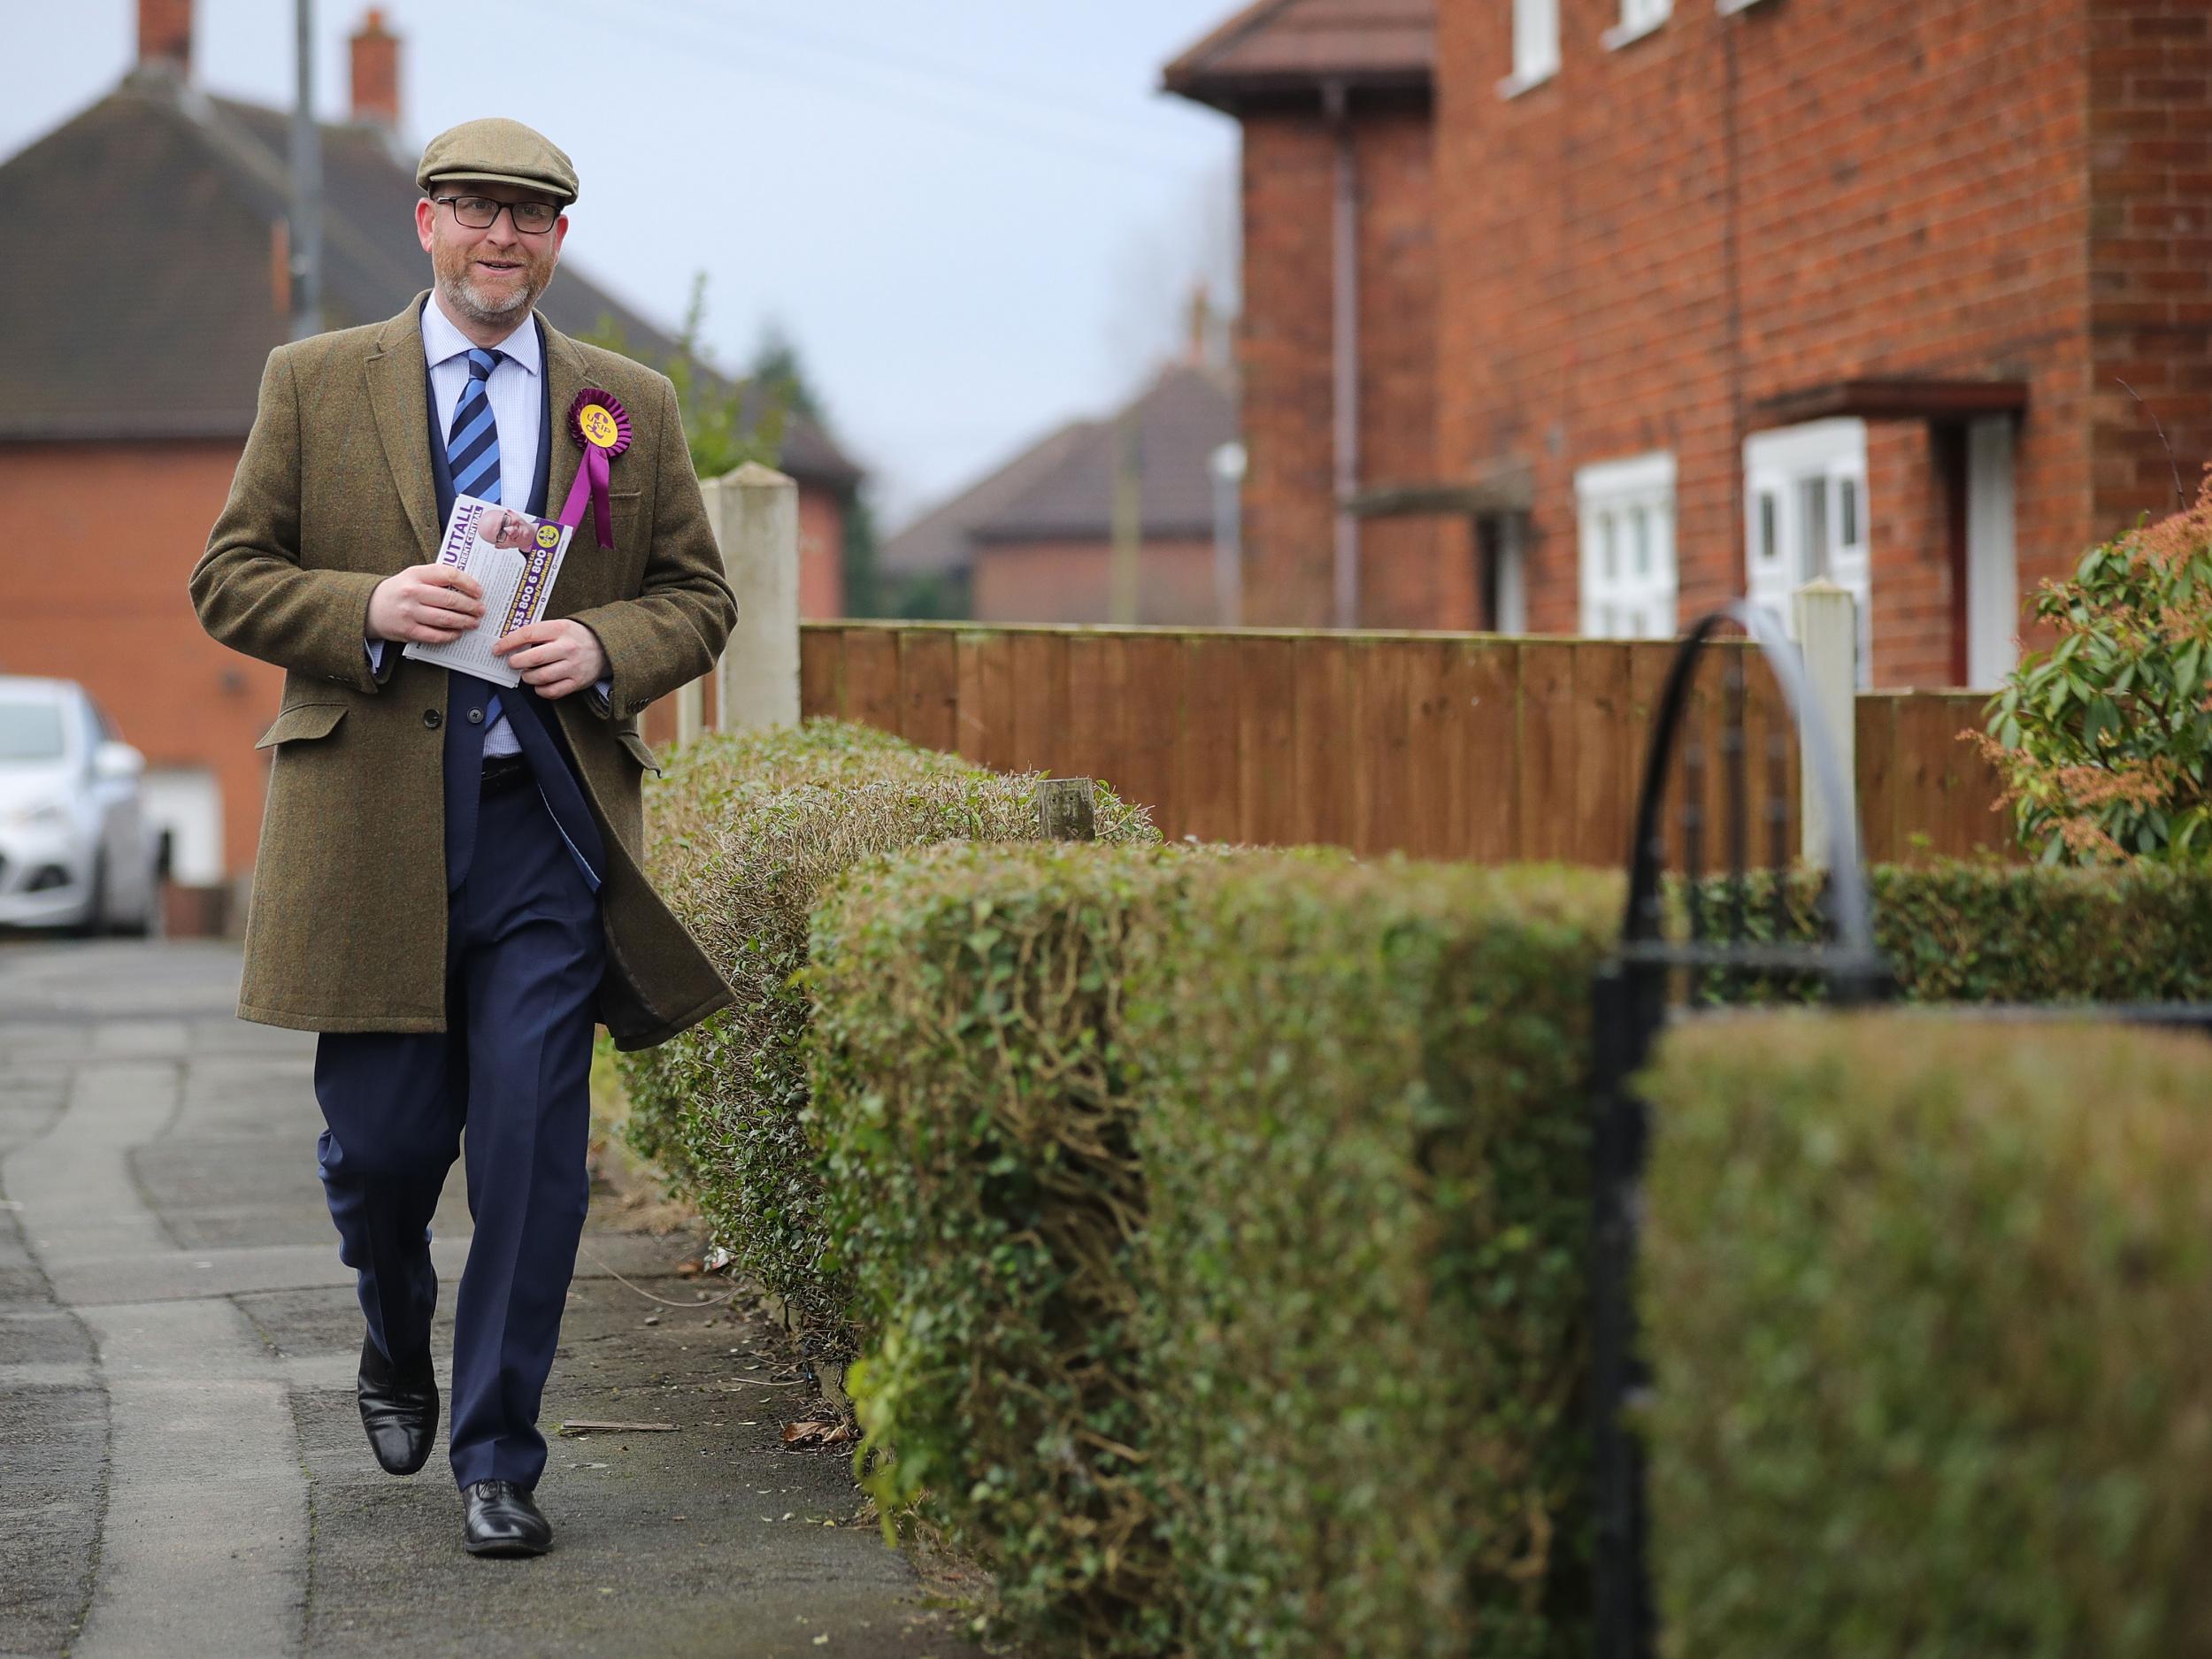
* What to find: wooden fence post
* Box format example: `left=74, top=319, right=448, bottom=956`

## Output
left=700, top=461, right=801, bottom=734
left=1793, top=580, right=1859, bottom=871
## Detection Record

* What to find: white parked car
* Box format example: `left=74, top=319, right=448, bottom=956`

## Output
left=0, top=677, right=160, bottom=936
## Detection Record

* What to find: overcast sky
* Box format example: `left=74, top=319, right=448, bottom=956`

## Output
left=0, top=0, right=1242, bottom=525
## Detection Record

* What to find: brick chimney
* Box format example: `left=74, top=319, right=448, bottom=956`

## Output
left=138, top=0, right=192, bottom=74
left=349, top=9, right=400, bottom=128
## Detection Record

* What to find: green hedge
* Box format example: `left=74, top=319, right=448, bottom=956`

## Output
left=1684, top=860, right=2212, bottom=1002
left=808, top=846, right=1621, bottom=1657
left=1133, top=858, right=1619, bottom=1659
left=810, top=841, right=1206, bottom=1651
left=1640, top=1013, right=2212, bottom=1658
left=620, top=719, right=1157, bottom=1348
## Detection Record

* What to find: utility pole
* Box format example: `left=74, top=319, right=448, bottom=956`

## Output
left=290, top=0, right=323, bottom=342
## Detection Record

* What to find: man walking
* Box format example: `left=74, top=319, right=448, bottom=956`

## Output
left=188, top=119, right=735, bottom=1556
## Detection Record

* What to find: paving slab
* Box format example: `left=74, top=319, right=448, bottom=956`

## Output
left=0, top=939, right=1004, bottom=1659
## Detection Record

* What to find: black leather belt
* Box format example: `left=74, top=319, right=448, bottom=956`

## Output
left=480, top=754, right=533, bottom=794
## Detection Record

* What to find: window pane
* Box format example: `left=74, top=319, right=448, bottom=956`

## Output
left=1632, top=506, right=1651, bottom=576
left=1799, top=476, right=1830, bottom=582
left=1515, top=0, right=1559, bottom=77
left=1839, top=477, right=1861, bottom=548
left=1759, top=493, right=1778, bottom=562
left=1601, top=513, right=1617, bottom=581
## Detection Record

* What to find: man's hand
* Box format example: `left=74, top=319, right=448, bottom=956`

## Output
left=368, top=565, right=484, bottom=644
left=495, top=619, right=608, bottom=701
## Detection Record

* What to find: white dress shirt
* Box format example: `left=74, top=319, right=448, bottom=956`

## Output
left=420, top=298, right=540, bottom=757
left=368, top=296, right=579, bottom=757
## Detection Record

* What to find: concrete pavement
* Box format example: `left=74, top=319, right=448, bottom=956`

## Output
left=0, top=940, right=996, bottom=1658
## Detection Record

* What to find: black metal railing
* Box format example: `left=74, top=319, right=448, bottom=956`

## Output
left=1588, top=605, right=1886, bottom=1659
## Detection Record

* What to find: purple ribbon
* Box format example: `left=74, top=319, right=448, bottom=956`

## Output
left=559, top=389, right=633, bottom=549
left=557, top=441, right=615, bottom=549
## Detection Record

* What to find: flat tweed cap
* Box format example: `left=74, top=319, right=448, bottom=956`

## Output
left=416, top=118, right=580, bottom=205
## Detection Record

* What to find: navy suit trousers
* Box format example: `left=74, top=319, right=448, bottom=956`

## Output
left=313, top=775, right=604, bottom=1491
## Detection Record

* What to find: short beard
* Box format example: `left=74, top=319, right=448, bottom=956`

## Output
left=438, top=264, right=541, bottom=326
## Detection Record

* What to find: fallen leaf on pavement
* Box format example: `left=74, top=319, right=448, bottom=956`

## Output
left=780, top=1418, right=856, bottom=1448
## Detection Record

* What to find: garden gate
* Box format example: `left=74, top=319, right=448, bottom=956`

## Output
left=1587, top=604, right=1888, bottom=1659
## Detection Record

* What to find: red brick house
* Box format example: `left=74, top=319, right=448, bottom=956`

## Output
left=880, top=357, right=1240, bottom=625
left=1168, top=0, right=2212, bottom=688
left=0, top=1, right=862, bottom=905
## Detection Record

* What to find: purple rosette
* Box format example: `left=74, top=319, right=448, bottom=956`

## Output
left=557, top=388, right=633, bottom=549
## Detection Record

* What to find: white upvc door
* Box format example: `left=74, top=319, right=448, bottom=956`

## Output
left=1576, top=451, right=1678, bottom=639
left=1964, top=414, right=2018, bottom=688
left=1744, top=419, right=1870, bottom=687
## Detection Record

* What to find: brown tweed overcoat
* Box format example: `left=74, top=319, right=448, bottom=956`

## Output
left=188, top=296, right=736, bottom=1051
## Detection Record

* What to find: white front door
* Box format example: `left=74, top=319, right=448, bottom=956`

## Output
left=1745, top=419, right=1870, bottom=687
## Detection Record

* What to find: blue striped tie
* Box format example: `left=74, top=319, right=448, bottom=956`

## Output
left=447, top=348, right=503, bottom=503
left=448, top=348, right=506, bottom=727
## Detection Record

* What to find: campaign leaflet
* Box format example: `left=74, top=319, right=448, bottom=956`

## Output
left=401, top=494, right=572, bottom=688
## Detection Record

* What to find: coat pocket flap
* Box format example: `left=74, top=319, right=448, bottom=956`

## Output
left=254, top=703, right=348, bottom=750
left=615, top=729, right=660, bottom=774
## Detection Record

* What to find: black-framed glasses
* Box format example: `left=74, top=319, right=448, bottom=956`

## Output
left=433, top=194, right=560, bottom=234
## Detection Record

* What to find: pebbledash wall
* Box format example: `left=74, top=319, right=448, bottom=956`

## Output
left=1428, top=0, right=2212, bottom=689
left=1240, top=101, right=1477, bottom=631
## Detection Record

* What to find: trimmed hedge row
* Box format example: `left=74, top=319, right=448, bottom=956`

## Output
left=810, top=841, right=1204, bottom=1650
left=618, top=720, right=1157, bottom=1348
left=808, top=845, right=1621, bottom=1656
left=1641, top=1014, right=2212, bottom=1659
left=1685, top=860, right=2212, bottom=1002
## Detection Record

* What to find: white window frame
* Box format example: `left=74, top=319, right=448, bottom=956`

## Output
left=1717, top=0, right=1777, bottom=14
left=1499, top=0, right=1561, bottom=97
left=1604, top=0, right=1672, bottom=50
left=1744, top=418, right=1871, bottom=687
left=1575, top=451, right=1678, bottom=641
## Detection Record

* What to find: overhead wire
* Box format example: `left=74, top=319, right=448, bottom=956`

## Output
left=524, top=0, right=1217, bottom=183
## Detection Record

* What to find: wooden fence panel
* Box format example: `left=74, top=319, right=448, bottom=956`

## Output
left=1517, top=641, right=1578, bottom=864
left=1238, top=635, right=1301, bottom=847
left=1179, top=633, right=1242, bottom=843
left=1291, top=636, right=1356, bottom=849
left=841, top=627, right=900, bottom=733
left=897, top=630, right=959, bottom=755
left=1571, top=641, right=1634, bottom=868
left=787, top=623, right=2016, bottom=867
left=799, top=628, right=841, bottom=725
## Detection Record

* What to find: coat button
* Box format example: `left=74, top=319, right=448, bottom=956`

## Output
left=467, top=707, right=484, bottom=725
left=423, top=708, right=442, bottom=730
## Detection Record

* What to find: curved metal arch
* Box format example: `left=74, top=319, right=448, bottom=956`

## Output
left=1618, top=603, right=1874, bottom=958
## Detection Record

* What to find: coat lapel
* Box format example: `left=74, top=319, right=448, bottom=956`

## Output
left=363, top=295, right=439, bottom=561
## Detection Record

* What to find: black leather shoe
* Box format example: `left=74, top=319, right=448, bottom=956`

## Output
left=461, top=1479, right=552, bottom=1557
left=356, top=1333, right=438, bottom=1477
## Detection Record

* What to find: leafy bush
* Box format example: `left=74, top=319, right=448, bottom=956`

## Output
left=1133, top=859, right=1619, bottom=1659
left=619, top=720, right=1156, bottom=1350
left=1975, top=489, right=2212, bottom=863
left=808, top=846, right=1620, bottom=1657
left=1641, top=1013, right=2212, bottom=1659
left=810, top=841, right=1207, bottom=1653
left=1681, top=860, right=2212, bottom=1002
